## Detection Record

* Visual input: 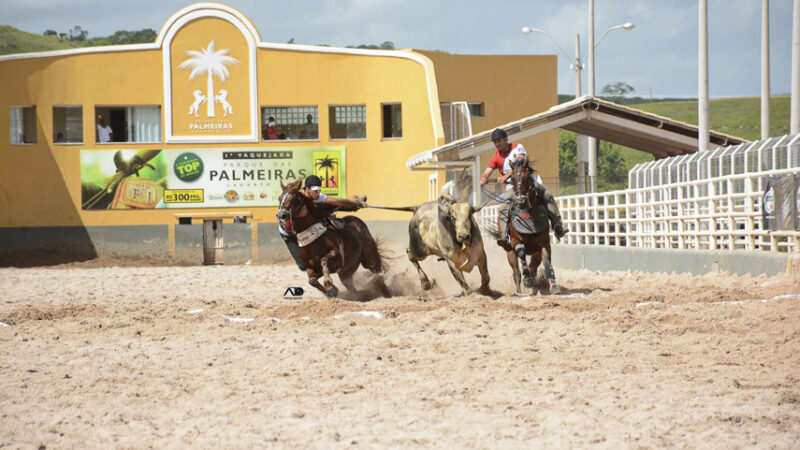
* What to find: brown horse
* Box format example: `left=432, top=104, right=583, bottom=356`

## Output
left=277, top=179, right=391, bottom=300
left=498, top=159, right=561, bottom=295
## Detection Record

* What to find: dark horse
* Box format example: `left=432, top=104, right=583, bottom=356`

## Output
left=498, top=159, right=561, bottom=295
left=277, top=179, right=391, bottom=300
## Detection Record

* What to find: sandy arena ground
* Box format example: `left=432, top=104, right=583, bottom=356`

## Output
left=1, top=245, right=799, bottom=448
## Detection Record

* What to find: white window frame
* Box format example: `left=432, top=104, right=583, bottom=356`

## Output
left=260, top=105, right=320, bottom=141
left=52, top=105, right=84, bottom=145
left=328, top=104, right=367, bottom=141
left=468, top=102, right=484, bottom=117
left=381, top=102, right=402, bottom=140
left=94, top=105, right=162, bottom=144
left=9, top=105, right=37, bottom=145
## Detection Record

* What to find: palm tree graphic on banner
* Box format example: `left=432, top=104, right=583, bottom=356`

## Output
left=315, top=155, right=339, bottom=188
left=178, top=40, right=239, bottom=118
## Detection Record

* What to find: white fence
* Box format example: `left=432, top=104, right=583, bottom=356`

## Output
left=480, top=134, right=800, bottom=253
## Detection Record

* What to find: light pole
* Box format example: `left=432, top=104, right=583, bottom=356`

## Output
left=522, top=20, right=634, bottom=193
left=587, top=15, right=635, bottom=192
left=522, top=27, right=586, bottom=192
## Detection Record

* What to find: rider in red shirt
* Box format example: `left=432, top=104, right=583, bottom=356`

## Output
left=480, top=128, right=568, bottom=248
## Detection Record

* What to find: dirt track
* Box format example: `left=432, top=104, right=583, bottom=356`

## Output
left=1, top=254, right=799, bottom=448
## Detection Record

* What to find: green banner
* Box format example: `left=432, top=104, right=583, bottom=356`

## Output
left=80, top=147, right=346, bottom=209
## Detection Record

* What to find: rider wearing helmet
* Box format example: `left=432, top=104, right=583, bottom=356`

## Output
left=479, top=128, right=568, bottom=248
left=279, top=175, right=367, bottom=270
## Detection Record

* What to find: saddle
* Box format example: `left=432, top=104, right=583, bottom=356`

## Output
left=511, top=204, right=549, bottom=234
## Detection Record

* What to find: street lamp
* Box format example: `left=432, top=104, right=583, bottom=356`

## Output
left=521, top=27, right=584, bottom=99
left=521, top=22, right=634, bottom=193
left=587, top=20, right=634, bottom=192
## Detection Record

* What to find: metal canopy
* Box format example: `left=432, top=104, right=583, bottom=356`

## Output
left=406, top=96, right=747, bottom=169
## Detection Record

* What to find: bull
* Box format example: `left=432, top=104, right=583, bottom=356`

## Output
left=405, top=195, right=492, bottom=296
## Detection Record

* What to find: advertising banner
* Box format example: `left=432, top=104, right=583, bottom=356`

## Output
left=80, top=147, right=346, bottom=210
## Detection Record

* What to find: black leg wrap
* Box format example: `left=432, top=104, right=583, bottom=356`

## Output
left=514, top=245, right=526, bottom=259
left=544, top=260, right=556, bottom=280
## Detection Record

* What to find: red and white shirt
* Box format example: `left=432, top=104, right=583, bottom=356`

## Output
left=487, top=142, right=527, bottom=189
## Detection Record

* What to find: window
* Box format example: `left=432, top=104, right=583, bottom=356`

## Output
left=329, top=105, right=366, bottom=140
left=9, top=106, right=37, bottom=144
left=52, top=106, right=83, bottom=144
left=468, top=102, right=484, bottom=117
left=260, top=106, right=318, bottom=140
left=95, top=106, right=161, bottom=143
left=382, top=103, right=402, bottom=138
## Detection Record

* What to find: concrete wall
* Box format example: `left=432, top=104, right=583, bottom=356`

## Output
left=1, top=222, right=792, bottom=277
left=551, top=244, right=790, bottom=277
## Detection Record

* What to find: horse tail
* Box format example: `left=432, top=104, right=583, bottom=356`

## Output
left=371, top=235, right=401, bottom=273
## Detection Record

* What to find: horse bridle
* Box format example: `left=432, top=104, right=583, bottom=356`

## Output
left=277, top=189, right=308, bottom=230
left=513, top=165, right=534, bottom=210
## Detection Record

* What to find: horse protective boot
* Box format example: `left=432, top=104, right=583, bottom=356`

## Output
left=544, top=256, right=561, bottom=295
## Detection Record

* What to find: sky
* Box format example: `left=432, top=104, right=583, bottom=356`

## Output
left=2, top=0, right=796, bottom=98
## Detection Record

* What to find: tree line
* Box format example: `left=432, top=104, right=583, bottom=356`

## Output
left=43, top=26, right=157, bottom=45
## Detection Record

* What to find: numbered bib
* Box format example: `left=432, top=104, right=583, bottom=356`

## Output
left=297, top=222, right=327, bottom=247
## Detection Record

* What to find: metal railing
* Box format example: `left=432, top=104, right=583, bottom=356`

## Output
left=480, top=134, right=800, bottom=253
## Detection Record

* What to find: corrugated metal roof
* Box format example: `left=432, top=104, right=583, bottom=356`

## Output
left=407, top=96, right=747, bottom=168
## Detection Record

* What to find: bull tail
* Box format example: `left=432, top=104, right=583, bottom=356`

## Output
left=367, top=204, right=419, bottom=212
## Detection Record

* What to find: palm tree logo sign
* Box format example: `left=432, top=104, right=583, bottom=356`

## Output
left=178, top=40, right=239, bottom=118
left=315, top=155, right=339, bottom=189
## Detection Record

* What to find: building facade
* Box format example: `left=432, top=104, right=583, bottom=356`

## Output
left=0, top=3, right=556, bottom=264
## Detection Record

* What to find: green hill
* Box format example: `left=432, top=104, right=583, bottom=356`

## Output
left=0, top=25, right=77, bottom=55
left=0, top=25, right=157, bottom=56
left=559, top=94, right=793, bottom=194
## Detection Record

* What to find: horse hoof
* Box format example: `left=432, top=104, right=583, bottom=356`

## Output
left=550, top=282, right=562, bottom=295
left=523, top=276, right=534, bottom=288
left=325, top=285, right=339, bottom=298
left=421, top=279, right=432, bottom=291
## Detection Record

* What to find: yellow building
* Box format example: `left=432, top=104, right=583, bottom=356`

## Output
left=0, top=3, right=556, bottom=264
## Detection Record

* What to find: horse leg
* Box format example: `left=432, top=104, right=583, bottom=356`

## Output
left=529, top=249, right=543, bottom=295
left=506, top=249, right=521, bottom=294
left=307, top=269, right=328, bottom=296
left=339, top=272, right=367, bottom=302
left=320, top=248, right=340, bottom=298
left=516, top=243, right=534, bottom=289
left=542, top=246, right=561, bottom=295
left=357, top=226, right=392, bottom=298
left=446, top=260, right=470, bottom=297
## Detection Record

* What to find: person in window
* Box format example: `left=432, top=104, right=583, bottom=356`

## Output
left=97, top=115, right=113, bottom=143
left=479, top=128, right=568, bottom=247
left=301, top=114, right=318, bottom=139
left=54, top=132, right=65, bottom=143
left=278, top=175, right=366, bottom=271
left=262, top=116, right=281, bottom=140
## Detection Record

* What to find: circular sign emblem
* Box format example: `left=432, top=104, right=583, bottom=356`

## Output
left=764, top=187, right=775, bottom=214
left=225, top=190, right=239, bottom=204
left=174, top=152, right=203, bottom=182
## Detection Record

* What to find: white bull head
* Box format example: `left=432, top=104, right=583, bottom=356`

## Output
left=438, top=195, right=490, bottom=251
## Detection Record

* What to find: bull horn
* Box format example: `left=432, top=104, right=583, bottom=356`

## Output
left=473, top=200, right=492, bottom=212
